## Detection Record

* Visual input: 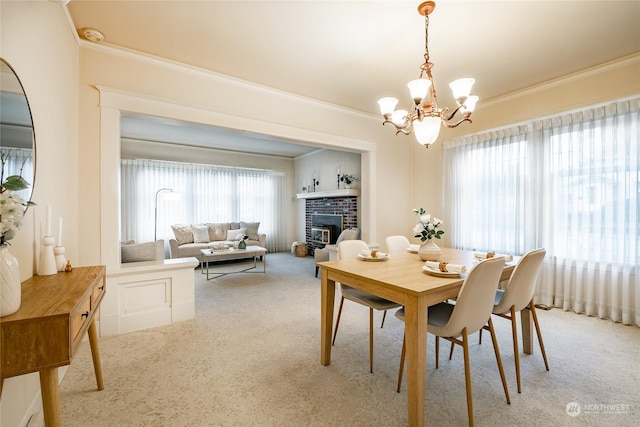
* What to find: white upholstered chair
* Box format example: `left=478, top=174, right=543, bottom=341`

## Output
left=332, top=240, right=402, bottom=373
left=395, top=257, right=510, bottom=426
left=385, top=235, right=411, bottom=254
left=314, top=228, right=359, bottom=277
left=478, top=248, right=549, bottom=393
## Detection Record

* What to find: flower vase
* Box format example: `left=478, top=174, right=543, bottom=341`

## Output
left=418, top=239, right=442, bottom=261
left=238, top=240, right=247, bottom=249
left=0, top=245, right=21, bottom=317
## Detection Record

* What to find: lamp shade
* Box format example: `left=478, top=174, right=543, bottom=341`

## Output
left=449, top=78, right=475, bottom=101
left=392, top=110, right=408, bottom=125
left=377, top=97, right=399, bottom=115
left=462, top=95, right=479, bottom=113
left=413, top=116, right=441, bottom=146
left=407, top=78, right=432, bottom=102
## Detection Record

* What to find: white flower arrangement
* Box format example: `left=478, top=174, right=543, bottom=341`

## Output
left=412, top=208, right=444, bottom=242
left=1, top=154, right=34, bottom=246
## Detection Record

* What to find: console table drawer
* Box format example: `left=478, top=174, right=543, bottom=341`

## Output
left=70, top=295, right=91, bottom=344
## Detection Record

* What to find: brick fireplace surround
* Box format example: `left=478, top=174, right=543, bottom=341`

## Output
left=305, top=196, right=358, bottom=255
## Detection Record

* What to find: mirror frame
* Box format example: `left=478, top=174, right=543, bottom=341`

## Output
left=0, top=57, right=36, bottom=208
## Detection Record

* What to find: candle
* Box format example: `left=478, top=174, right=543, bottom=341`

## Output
left=46, top=205, right=52, bottom=237
left=58, top=217, right=63, bottom=247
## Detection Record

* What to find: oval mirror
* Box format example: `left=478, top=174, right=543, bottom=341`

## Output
left=0, top=58, right=36, bottom=207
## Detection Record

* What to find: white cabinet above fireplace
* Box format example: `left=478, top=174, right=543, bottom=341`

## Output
left=296, top=189, right=360, bottom=199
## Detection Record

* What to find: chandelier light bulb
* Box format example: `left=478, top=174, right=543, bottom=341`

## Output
left=462, top=95, right=479, bottom=113
left=414, top=116, right=441, bottom=146
left=377, top=97, right=399, bottom=116
left=449, top=78, right=475, bottom=103
left=407, top=78, right=432, bottom=103
left=392, top=110, right=409, bottom=125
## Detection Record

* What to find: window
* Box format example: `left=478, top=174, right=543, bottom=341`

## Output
left=444, top=98, right=639, bottom=325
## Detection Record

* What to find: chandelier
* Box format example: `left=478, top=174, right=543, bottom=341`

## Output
left=377, top=1, right=478, bottom=147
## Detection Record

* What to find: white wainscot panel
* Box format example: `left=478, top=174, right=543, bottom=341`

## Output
left=100, top=257, right=199, bottom=336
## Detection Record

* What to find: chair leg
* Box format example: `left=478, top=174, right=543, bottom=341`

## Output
left=369, top=308, right=374, bottom=373
left=331, top=297, right=345, bottom=346
left=448, top=341, right=455, bottom=360
left=478, top=327, right=483, bottom=344
left=461, top=328, right=474, bottom=427
left=380, top=310, right=387, bottom=328
left=530, top=300, right=550, bottom=371
left=435, top=336, right=440, bottom=369
left=488, top=317, right=511, bottom=405
left=397, top=334, right=406, bottom=393
left=509, top=306, right=521, bottom=393
left=315, top=266, right=319, bottom=277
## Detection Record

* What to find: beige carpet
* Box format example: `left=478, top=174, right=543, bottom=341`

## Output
left=60, top=253, right=639, bottom=426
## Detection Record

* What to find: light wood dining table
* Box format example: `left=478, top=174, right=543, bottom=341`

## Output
left=318, top=247, right=529, bottom=427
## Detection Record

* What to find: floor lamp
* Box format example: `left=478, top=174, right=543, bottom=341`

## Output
left=154, top=188, right=177, bottom=241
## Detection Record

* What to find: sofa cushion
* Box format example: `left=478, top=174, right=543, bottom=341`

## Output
left=226, top=228, right=247, bottom=241
left=192, top=224, right=210, bottom=243
left=207, top=223, right=230, bottom=241
left=122, top=240, right=164, bottom=263
left=240, top=221, right=260, bottom=240
left=229, top=222, right=241, bottom=230
left=171, top=224, right=194, bottom=245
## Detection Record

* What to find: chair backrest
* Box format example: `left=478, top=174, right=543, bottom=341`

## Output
left=493, top=248, right=546, bottom=314
left=336, top=228, right=359, bottom=244
left=442, top=257, right=505, bottom=336
left=385, top=235, right=410, bottom=254
left=337, top=240, right=369, bottom=260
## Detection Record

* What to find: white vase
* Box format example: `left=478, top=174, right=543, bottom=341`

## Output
left=0, top=245, right=21, bottom=317
left=418, top=239, right=442, bottom=261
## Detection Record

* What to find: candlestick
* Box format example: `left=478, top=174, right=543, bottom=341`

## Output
left=54, top=246, right=67, bottom=272
left=38, top=235, right=57, bottom=276
left=57, top=217, right=63, bottom=247
left=46, top=205, right=52, bottom=237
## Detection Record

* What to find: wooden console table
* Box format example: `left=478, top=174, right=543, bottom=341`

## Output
left=0, top=266, right=106, bottom=427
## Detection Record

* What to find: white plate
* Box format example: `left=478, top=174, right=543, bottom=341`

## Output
left=357, top=253, right=390, bottom=262
left=407, top=245, right=420, bottom=253
left=422, top=265, right=461, bottom=277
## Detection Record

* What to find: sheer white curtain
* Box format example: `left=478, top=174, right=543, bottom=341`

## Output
left=444, top=98, right=639, bottom=326
left=121, top=159, right=287, bottom=253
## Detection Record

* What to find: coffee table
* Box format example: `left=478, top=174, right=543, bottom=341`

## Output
left=199, top=245, right=267, bottom=280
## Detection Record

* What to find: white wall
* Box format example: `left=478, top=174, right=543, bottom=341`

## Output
left=0, top=2, right=79, bottom=426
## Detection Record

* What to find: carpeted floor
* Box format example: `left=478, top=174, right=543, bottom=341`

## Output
left=59, top=252, right=639, bottom=426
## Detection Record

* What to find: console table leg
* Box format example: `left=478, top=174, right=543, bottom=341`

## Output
left=39, top=368, right=62, bottom=427
left=88, top=320, right=104, bottom=390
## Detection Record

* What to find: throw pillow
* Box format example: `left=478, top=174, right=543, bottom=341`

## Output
left=121, top=240, right=164, bottom=263
left=207, top=223, right=230, bottom=241
left=240, top=221, right=260, bottom=240
left=226, top=228, right=247, bottom=241
left=192, top=225, right=210, bottom=243
left=171, top=224, right=194, bottom=245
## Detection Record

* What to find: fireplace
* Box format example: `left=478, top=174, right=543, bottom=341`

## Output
left=311, top=214, right=343, bottom=245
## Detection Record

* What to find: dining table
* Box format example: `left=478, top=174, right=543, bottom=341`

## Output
left=317, top=247, right=529, bottom=426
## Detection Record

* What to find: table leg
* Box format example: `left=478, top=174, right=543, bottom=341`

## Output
left=39, top=368, right=62, bottom=427
left=404, top=296, right=427, bottom=427
left=320, top=269, right=336, bottom=365
left=521, top=306, right=533, bottom=354
left=88, top=319, right=104, bottom=390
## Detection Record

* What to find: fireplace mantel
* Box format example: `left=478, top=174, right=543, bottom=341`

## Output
left=296, top=189, right=360, bottom=199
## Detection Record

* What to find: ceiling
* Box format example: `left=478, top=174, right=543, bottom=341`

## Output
left=66, top=0, right=640, bottom=157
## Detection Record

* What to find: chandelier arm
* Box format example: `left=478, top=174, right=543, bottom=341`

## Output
left=441, top=115, right=472, bottom=129
left=441, top=105, right=464, bottom=122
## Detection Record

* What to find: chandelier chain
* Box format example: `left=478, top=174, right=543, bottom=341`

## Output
left=423, top=14, right=430, bottom=66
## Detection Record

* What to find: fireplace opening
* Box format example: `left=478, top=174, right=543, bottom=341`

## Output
left=311, top=214, right=343, bottom=245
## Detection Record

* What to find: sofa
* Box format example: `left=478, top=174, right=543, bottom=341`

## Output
left=169, top=222, right=266, bottom=258
left=121, top=239, right=165, bottom=263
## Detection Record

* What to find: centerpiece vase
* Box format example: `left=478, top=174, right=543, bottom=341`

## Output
left=418, top=238, right=442, bottom=261
left=238, top=240, right=247, bottom=249
left=0, top=245, right=21, bottom=317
